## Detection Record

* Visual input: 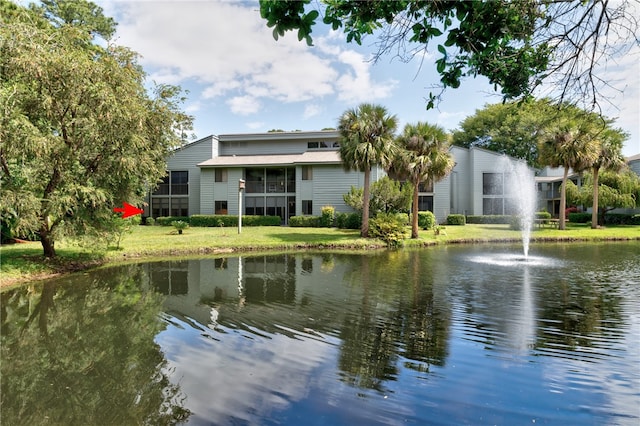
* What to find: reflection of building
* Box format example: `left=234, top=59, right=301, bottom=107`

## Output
left=145, top=131, right=536, bottom=224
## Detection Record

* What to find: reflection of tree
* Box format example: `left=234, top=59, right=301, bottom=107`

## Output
left=338, top=251, right=450, bottom=391
left=0, top=265, right=190, bottom=425
left=536, top=267, right=624, bottom=352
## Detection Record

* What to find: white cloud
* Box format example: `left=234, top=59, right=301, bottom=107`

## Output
left=227, top=95, right=261, bottom=115
left=246, top=121, right=265, bottom=130
left=104, top=1, right=399, bottom=117
left=303, top=104, right=323, bottom=119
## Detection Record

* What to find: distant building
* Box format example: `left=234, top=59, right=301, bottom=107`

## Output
left=145, top=131, right=537, bottom=224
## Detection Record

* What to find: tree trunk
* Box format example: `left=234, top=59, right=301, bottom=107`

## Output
left=40, top=223, right=56, bottom=258
left=411, top=183, right=419, bottom=239
left=559, top=167, right=568, bottom=230
left=591, top=167, right=600, bottom=229
left=361, top=168, right=371, bottom=238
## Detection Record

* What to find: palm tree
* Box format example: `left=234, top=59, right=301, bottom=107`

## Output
left=588, top=127, right=627, bottom=228
left=338, top=104, right=398, bottom=237
left=539, top=112, right=599, bottom=230
left=390, top=122, right=454, bottom=238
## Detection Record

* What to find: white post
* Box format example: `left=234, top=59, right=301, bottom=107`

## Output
left=238, top=179, right=245, bottom=234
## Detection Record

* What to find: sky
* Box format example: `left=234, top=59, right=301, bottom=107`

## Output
left=95, top=0, right=639, bottom=158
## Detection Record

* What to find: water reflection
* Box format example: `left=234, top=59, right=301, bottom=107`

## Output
left=0, top=265, right=190, bottom=425
left=1, top=243, right=639, bottom=425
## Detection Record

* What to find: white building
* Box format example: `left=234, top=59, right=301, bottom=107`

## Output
left=145, top=131, right=537, bottom=224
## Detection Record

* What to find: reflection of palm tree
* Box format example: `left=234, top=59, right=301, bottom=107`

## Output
left=0, top=266, right=191, bottom=424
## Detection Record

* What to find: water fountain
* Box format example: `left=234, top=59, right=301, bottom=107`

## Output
left=499, top=155, right=537, bottom=259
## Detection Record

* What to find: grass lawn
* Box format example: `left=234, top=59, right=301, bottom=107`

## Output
left=2, top=223, right=639, bottom=289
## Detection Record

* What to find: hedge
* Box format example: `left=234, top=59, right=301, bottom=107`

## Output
left=465, top=215, right=511, bottom=224
left=567, top=213, right=590, bottom=223
left=156, top=216, right=190, bottom=226
left=446, top=214, right=466, bottom=225
left=335, top=212, right=361, bottom=229
left=289, top=216, right=321, bottom=227
left=183, top=215, right=281, bottom=227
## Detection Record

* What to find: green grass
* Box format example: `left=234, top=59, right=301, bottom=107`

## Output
left=2, top=223, right=639, bottom=288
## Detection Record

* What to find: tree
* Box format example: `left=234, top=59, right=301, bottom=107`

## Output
left=567, top=168, right=640, bottom=226
left=338, top=103, right=398, bottom=237
left=452, top=99, right=555, bottom=168
left=538, top=109, right=600, bottom=230
left=587, top=127, right=628, bottom=228
left=342, top=177, right=412, bottom=216
left=259, top=1, right=638, bottom=111
left=389, top=122, right=454, bottom=239
left=0, top=2, right=192, bottom=257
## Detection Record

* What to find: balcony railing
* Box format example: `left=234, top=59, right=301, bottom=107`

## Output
left=246, top=180, right=295, bottom=193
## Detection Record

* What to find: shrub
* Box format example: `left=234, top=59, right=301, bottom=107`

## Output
left=446, top=214, right=466, bottom=225
left=535, top=211, right=552, bottom=220
left=156, top=216, right=190, bottom=226
left=335, top=212, right=361, bottom=229
left=465, top=215, right=511, bottom=224
left=394, top=213, right=410, bottom=226
left=568, top=212, right=590, bottom=223
left=369, top=213, right=407, bottom=248
left=604, top=213, right=640, bottom=225
left=189, top=214, right=281, bottom=227
left=171, top=220, right=189, bottom=234
left=145, top=217, right=155, bottom=226
left=289, top=215, right=320, bottom=227
left=418, top=211, right=436, bottom=229
left=320, top=206, right=335, bottom=227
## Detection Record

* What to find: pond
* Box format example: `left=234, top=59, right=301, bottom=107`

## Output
left=1, top=242, right=639, bottom=425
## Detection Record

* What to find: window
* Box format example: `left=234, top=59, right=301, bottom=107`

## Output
left=307, top=141, right=319, bottom=149
left=418, top=196, right=433, bottom=212
left=215, top=200, right=228, bottom=215
left=483, top=198, right=503, bottom=215
left=215, top=168, right=227, bottom=182
left=171, top=171, right=188, bottom=195
left=302, top=200, right=313, bottom=215
left=302, top=166, right=312, bottom=180
left=153, top=175, right=170, bottom=195
left=483, top=173, right=503, bottom=195
left=245, top=197, right=265, bottom=215
left=171, top=197, right=188, bottom=217
left=152, top=197, right=170, bottom=217
left=418, top=180, right=433, bottom=192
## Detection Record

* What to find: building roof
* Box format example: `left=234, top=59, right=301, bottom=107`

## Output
left=197, top=151, right=342, bottom=167
left=627, top=153, right=640, bottom=163
left=218, top=130, right=338, bottom=142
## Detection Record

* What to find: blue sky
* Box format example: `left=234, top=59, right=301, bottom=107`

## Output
left=97, top=1, right=639, bottom=157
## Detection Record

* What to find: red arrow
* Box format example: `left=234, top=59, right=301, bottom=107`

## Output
left=113, top=202, right=144, bottom=219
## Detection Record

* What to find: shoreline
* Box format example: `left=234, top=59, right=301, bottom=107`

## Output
left=3, top=233, right=639, bottom=290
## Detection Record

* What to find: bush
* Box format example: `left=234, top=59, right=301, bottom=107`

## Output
left=335, top=212, right=361, bottom=229
left=568, top=212, right=590, bottom=223
left=145, top=217, right=155, bottom=226
left=604, top=213, right=640, bottom=225
left=535, top=211, right=552, bottom=220
left=418, top=211, right=436, bottom=229
left=446, top=214, right=466, bottom=225
left=394, top=213, right=410, bottom=226
left=289, top=215, right=320, bottom=227
left=189, top=214, right=281, bottom=227
left=171, top=220, right=189, bottom=234
left=156, top=216, right=190, bottom=226
left=369, top=213, right=407, bottom=248
left=465, top=215, right=512, bottom=224
left=320, top=206, right=335, bottom=227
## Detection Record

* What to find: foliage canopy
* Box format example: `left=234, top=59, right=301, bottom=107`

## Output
left=0, top=0, right=192, bottom=257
